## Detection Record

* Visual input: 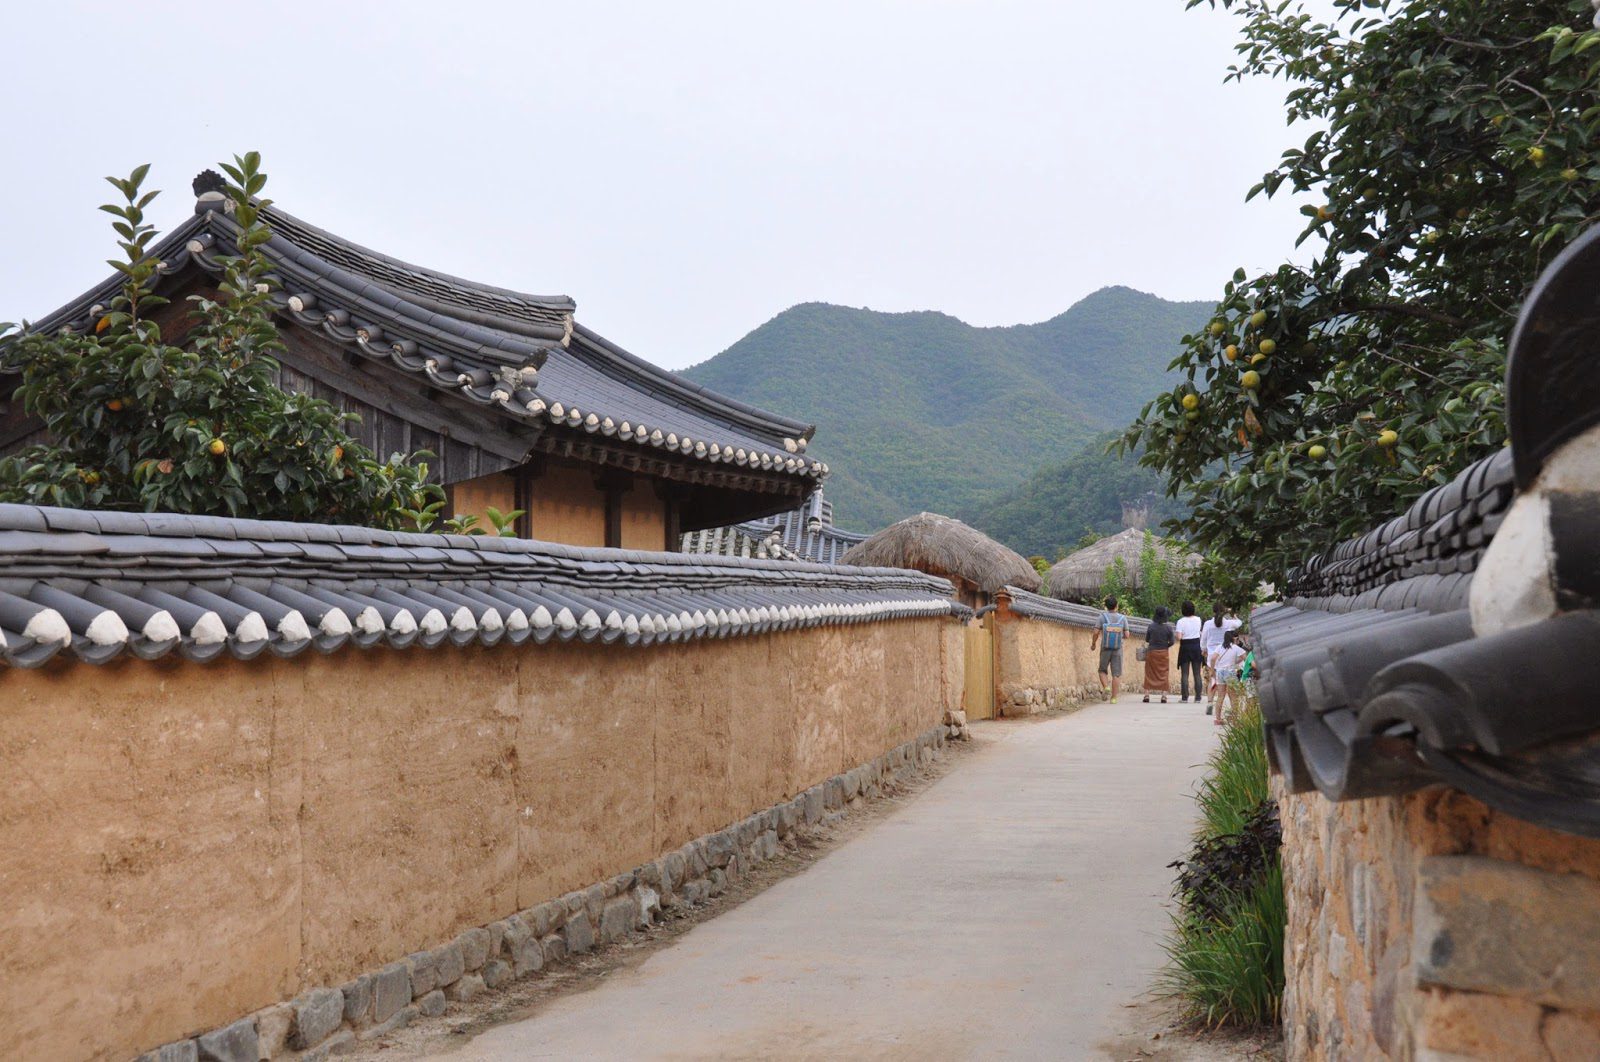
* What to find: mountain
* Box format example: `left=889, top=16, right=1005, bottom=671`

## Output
left=681, top=286, right=1209, bottom=530
left=964, top=433, right=1187, bottom=561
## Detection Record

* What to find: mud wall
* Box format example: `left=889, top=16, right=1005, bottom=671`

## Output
left=1280, top=784, right=1600, bottom=1060
left=993, top=611, right=1178, bottom=714
left=0, top=617, right=960, bottom=1061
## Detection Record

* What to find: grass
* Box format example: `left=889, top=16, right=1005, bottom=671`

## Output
left=1194, top=699, right=1270, bottom=838
left=1161, top=862, right=1286, bottom=1028
left=1161, top=694, right=1285, bottom=1029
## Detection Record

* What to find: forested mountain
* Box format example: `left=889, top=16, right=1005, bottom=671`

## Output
left=681, top=286, right=1207, bottom=530
left=964, top=433, right=1186, bottom=560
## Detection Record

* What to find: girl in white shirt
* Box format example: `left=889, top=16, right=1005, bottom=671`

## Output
left=1210, top=630, right=1248, bottom=726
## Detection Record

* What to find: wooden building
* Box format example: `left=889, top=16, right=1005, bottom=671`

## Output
left=0, top=172, right=826, bottom=549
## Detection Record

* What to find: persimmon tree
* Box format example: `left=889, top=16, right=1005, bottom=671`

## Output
left=1123, top=0, right=1600, bottom=581
left=0, top=154, right=443, bottom=526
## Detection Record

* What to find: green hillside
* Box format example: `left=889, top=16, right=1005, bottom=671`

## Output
left=682, top=287, right=1208, bottom=530
left=964, top=433, right=1187, bottom=560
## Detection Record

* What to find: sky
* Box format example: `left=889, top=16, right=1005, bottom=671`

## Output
left=0, top=1, right=1320, bottom=370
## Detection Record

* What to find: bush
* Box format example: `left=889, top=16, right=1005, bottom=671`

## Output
left=1161, top=695, right=1285, bottom=1028
left=1171, top=800, right=1281, bottom=923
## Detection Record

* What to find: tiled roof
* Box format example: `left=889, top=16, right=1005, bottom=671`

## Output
left=1001, top=586, right=1152, bottom=635
left=686, top=491, right=869, bottom=566
left=1256, top=222, right=1600, bottom=838
left=0, top=504, right=966, bottom=669
left=1279, top=448, right=1514, bottom=611
left=680, top=524, right=800, bottom=562
left=23, top=192, right=827, bottom=484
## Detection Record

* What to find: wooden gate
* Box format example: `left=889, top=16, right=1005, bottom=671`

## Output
left=963, top=614, right=996, bottom=720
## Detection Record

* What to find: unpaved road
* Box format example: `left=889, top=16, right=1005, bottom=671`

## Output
left=418, top=699, right=1218, bottom=1060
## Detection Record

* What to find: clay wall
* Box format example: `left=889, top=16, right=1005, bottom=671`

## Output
left=992, top=609, right=1180, bottom=714
left=1280, top=784, right=1600, bottom=1060
left=0, top=616, right=959, bottom=1061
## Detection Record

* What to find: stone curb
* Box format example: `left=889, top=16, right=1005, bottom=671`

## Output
left=132, top=724, right=951, bottom=1062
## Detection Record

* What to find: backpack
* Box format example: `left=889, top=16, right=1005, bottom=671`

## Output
left=1100, top=612, right=1127, bottom=651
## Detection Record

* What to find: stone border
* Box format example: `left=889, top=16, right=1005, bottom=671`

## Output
left=999, top=682, right=1101, bottom=717
left=133, top=725, right=953, bottom=1062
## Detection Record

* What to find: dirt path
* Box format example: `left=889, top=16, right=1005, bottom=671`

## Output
left=353, top=699, right=1225, bottom=1060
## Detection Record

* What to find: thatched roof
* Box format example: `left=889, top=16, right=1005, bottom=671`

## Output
left=840, top=513, right=1041, bottom=595
left=1044, top=528, right=1201, bottom=601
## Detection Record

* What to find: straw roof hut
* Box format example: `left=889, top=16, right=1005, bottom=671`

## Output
left=840, top=512, right=1040, bottom=608
left=1044, top=528, right=1200, bottom=602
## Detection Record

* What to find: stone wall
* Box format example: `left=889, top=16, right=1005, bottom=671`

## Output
left=0, top=617, right=962, bottom=1061
left=1280, top=782, right=1600, bottom=1060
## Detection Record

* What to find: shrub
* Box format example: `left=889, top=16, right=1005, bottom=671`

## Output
left=0, top=155, right=442, bottom=527
left=1171, top=800, right=1281, bottom=923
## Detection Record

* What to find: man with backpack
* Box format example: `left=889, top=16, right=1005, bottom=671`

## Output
left=1090, top=595, right=1130, bottom=703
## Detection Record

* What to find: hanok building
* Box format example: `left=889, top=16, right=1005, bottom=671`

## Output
left=681, top=489, right=868, bottom=564
left=0, top=172, right=827, bottom=550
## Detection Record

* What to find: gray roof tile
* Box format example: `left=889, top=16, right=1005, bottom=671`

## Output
left=0, top=503, right=965, bottom=670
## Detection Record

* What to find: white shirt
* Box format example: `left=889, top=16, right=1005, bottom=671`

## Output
left=1200, top=619, right=1229, bottom=654
left=1174, top=615, right=1203, bottom=641
left=1213, top=645, right=1247, bottom=674
left=1223, top=615, right=1243, bottom=632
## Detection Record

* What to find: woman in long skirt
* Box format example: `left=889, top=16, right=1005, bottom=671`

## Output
left=1142, top=605, right=1174, bottom=704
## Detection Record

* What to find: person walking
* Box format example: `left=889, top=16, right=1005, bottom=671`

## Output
left=1211, top=629, right=1248, bottom=726
left=1090, top=595, right=1129, bottom=703
left=1141, top=605, right=1174, bottom=704
left=1199, top=605, right=1230, bottom=714
left=1174, top=601, right=1204, bottom=703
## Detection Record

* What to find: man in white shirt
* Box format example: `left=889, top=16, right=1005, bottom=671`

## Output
left=1174, top=601, right=1205, bottom=702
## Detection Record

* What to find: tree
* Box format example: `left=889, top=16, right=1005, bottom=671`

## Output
left=1122, top=0, right=1600, bottom=582
left=0, top=155, right=441, bottom=527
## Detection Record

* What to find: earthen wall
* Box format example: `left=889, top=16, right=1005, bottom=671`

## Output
left=0, top=616, right=960, bottom=1061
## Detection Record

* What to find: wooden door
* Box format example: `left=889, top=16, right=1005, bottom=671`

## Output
left=963, top=615, right=996, bottom=720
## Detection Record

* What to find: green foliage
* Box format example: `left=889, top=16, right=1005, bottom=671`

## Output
left=1101, top=556, right=1132, bottom=611
left=682, top=289, right=1209, bottom=529
left=967, top=432, right=1186, bottom=559
left=442, top=506, right=526, bottom=536
left=1123, top=0, right=1600, bottom=583
left=1195, top=700, right=1271, bottom=838
left=1161, top=862, right=1286, bottom=1028
left=1162, top=699, right=1285, bottom=1028
left=0, top=156, right=442, bottom=527
left=1185, top=554, right=1267, bottom=616
left=1094, top=531, right=1194, bottom=618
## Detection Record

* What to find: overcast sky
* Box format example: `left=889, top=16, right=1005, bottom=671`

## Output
left=1, top=1, right=1318, bottom=370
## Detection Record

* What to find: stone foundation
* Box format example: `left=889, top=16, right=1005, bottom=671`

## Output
left=136, top=726, right=951, bottom=1062
left=996, top=682, right=1101, bottom=716
left=1280, top=782, right=1600, bottom=1060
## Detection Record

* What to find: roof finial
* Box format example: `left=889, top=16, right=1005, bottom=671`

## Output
left=192, top=169, right=227, bottom=197
left=192, top=169, right=230, bottom=215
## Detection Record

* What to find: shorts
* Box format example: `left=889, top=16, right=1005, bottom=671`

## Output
left=1098, top=647, right=1122, bottom=677
left=1216, top=669, right=1237, bottom=685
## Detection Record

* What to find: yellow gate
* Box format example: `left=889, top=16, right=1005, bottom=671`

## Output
left=963, top=615, right=995, bottom=720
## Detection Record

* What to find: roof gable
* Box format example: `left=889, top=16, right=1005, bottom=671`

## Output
left=19, top=186, right=826, bottom=490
